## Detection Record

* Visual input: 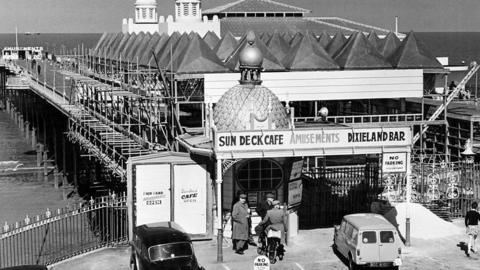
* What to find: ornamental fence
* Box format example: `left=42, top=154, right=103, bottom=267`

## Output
left=0, top=193, right=128, bottom=268
left=300, top=161, right=480, bottom=228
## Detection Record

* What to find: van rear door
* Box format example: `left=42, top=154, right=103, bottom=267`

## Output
left=378, top=231, right=398, bottom=261
left=358, top=231, right=380, bottom=262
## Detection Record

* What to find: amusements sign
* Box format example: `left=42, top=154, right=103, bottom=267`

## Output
left=215, top=127, right=411, bottom=152
left=135, top=164, right=171, bottom=226
left=382, top=153, right=407, bottom=173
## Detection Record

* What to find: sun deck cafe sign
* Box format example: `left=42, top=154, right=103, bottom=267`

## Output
left=215, top=127, right=411, bottom=152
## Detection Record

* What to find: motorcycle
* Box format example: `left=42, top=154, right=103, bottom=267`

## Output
left=257, top=228, right=285, bottom=264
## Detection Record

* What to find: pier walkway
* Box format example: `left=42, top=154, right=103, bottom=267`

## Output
left=4, top=60, right=155, bottom=179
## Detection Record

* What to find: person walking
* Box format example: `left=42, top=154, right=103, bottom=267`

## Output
left=258, top=200, right=288, bottom=247
left=232, top=193, right=250, bottom=255
left=465, top=201, right=480, bottom=256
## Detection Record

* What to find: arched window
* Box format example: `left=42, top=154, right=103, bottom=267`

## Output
left=237, top=159, right=283, bottom=191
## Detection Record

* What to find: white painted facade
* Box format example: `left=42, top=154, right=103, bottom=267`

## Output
left=204, top=69, right=424, bottom=103
left=122, top=0, right=221, bottom=37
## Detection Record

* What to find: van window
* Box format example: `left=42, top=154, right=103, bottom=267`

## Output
left=345, top=223, right=354, bottom=238
left=340, top=220, right=347, bottom=233
left=380, top=231, right=395, bottom=243
left=352, top=228, right=358, bottom=244
left=361, top=231, right=377, bottom=244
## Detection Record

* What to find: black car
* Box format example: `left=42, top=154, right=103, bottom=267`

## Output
left=130, top=222, right=204, bottom=270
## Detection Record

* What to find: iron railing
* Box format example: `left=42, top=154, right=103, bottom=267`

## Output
left=0, top=193, right=128, bottom=268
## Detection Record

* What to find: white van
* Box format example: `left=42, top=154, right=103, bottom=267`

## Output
left=333, top=213, right=403, bottom=270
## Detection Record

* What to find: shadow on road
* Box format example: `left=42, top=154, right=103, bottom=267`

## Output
left=457, top=241, right=469, bottom=256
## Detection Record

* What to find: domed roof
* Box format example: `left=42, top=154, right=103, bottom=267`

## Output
left=135, top=0, right=157, bottom=6
left=213, top=84, right=289, bottom=131
left=213, top=31, right=289, bottom=131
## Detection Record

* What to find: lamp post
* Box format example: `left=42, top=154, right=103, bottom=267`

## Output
left=461, top=139, right=476, bottom=209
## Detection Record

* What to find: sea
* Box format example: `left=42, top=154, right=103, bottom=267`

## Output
left=0, top=33, right=102, bottom=54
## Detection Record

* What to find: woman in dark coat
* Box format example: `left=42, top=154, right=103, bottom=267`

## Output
left=232, top=194, right=250, bottom=254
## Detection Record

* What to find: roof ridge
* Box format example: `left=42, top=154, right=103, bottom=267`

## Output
left=204, top=0, right=310, bottom=14
left=259, top=0, right=311, bottom=13
left=304, top=17, right=358, bottom=33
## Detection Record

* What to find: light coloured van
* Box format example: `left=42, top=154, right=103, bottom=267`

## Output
left=333, top=213, right=403, bottom=270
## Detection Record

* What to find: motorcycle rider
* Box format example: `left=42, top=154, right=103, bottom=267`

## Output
left=255, top=193, right=275, bottom=247
left=257, top=200, right=288, bottom=257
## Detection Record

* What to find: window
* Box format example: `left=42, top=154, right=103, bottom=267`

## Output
left=149, top=8, right=154, bottom=19
left=176, top=3, right=180, bottom=17
left=352, top=228, right=359, bottom=244
left=340, top=220, right=347, bottom=233
left=149, top=242, right=193, bottom=262
left=380, top=231, right=395, bottom=243
left=361, top=231, right=377, bottom=244
left=192, top=3, right=197, bottom=16
left=142, top=8, right=147, bottom=19
left=183, top=3, right=189, bottom=16
left=237, top=159, right=283, bottom=191
left=345, top=223, right=354, bottom=239
left=136, top=8, right=140, bottom=19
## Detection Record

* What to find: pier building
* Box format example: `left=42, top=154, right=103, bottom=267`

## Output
left=2, top=0, right=480, bottom=267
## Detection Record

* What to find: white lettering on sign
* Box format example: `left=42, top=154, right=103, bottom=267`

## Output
left=253, top=255, right=270, bottom=270
left=382, top=153, right=407, bottom=173
left=288, top=180, right=303, bottom=208
left=215, top=127, right=411, bottom=152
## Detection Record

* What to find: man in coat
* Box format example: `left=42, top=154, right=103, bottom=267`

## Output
left=258, top=200, right=288, bottom=246
left=232, top=193, right=250, bottom=254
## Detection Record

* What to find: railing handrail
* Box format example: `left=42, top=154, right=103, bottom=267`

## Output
left=295, top=113, right=422, bottom=123
left=1, top=193, right=126, bottom=236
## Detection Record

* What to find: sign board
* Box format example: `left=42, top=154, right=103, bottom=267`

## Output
left=288, top=180, right=303, bottom=208
left=173, top=164, right=207, bottom=234
left=135, top=164, right=171, bottom=226
left=215, top=127, right=411, bottom=153
left=290, top=160, right=303, bottom=180
left=253, top=255, right=270, bottom=270
left=382, top=153, right=407, bottom=173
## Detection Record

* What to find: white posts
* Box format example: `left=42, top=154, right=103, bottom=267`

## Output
left=216, top=159, right=223, bottom=262
left=405, top=149, right=411, bottom=246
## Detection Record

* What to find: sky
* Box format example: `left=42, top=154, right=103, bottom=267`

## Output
left=0, top=0, right=478, bottom=33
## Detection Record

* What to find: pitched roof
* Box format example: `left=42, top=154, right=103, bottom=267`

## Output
left=283, top=34, right=339, bottom=71
left=111, top=33, right=132, bottom=60
left=214, top=31, right=239, bottom=61
left=203, top=0, right=310, bottom=15
left=380, top=32, right=401, bottom=58
left=149, top=32, right=181, bottom=66
left=126, top=32, right=148, bottom=62
left=224, top=32, right=284, bottom=71
left=173, top=33, right=230, bottom=74
left=120, top=33, right=138, bottom=59
left=203, top=31, right=220, bottom=50
left=388, top=31, right=443, bottom=69
left=367, top=31, right=382, bottom=51
left=326, top=32, right=347, bottom=56
left=160, top=33, right=190, bottom=68
left=333, top=32, right=391, bottom=69
left=289, top=32, right=304, bottom=47
left=139, top=33, right=164, bottom=66
left=317, top=31, right=331, bottom=48
left=266, top=31, right=291, bottom=61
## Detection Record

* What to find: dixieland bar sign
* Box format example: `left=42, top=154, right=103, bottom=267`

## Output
left=215, top=127, right=412, bottom=152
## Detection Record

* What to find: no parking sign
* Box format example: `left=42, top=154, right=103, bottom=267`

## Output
left=253, top=255, right=270, bottom=270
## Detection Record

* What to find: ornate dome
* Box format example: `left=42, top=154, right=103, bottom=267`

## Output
left=213, top=31, right=289, bottom=131
left=213, top=84, right=289, bottom=131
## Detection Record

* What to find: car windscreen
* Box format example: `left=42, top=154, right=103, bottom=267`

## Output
left=148, top=242, right=193, bottom=261
left=361, top=231, right=377, bottom=244
left=380, top=231, right=395, bottom=243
